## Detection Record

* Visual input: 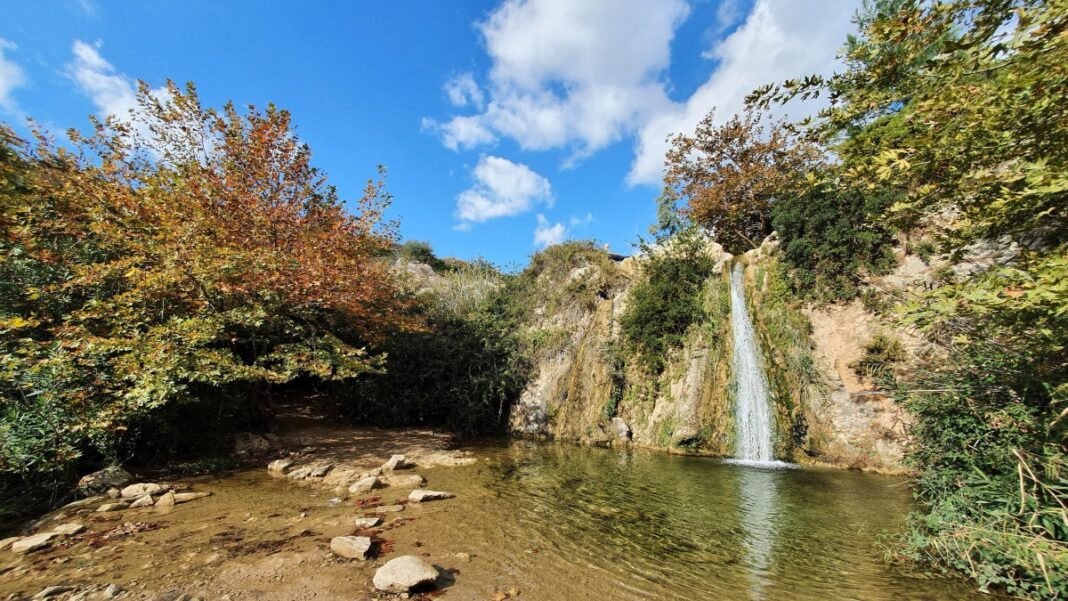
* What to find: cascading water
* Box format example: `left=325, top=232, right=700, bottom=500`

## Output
left=729, top=263, right=776, bottom=463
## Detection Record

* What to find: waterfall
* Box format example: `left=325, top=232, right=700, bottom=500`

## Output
left=729, top=263, right=776, bottom=463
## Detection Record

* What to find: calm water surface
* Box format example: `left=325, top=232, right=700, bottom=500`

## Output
left=414, top=441, right=986, bottom=601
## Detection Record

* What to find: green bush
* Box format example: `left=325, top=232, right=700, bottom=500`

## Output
left=398, top=240, right=448, bottom=272
left=620, top=230, right=718, bottom=373
left=772, top=178, right=897, bottom=301
left=848, top=333, right=906, bottom=379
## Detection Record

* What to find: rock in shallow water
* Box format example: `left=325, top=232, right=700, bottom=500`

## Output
left=349, top=476, right=380, bottom=494
left=382, top=454, right=411, bottom=471
left=372, top=555, right=439, bottom=593
left=11, top=532, right=61, bottom=554
left=121, top=483, right=167, bottom=498
left=96, top=502, right=129, bottom=513
left=384, top=474, right=426, bottom=488
left=130, top=495, right=154, bottom=508
left=408, top=489, right=453, bottom=503
left=51, top=523, right=85, bottom=536
left=330, top=535, right=372, bottom=559
left=353, top=516, right=382, bottom=528
left=267, top=458, right=293, bottom=473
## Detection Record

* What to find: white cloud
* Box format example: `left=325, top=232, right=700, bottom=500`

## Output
left=627, top=0, right=860, bottom=185
left=0, top=39, right=26, bottom=113
left=427, top=0, right=689, bottom=162
left=533, top=214, right=567, bottom=247
left=423, top=115, right=497, bottom=150
left=67, top=40, right=141, bottom=120
left=455, top=155, right=553, bottom=228
left=569, top=212, right=593, bottom=227
left=444, top=72, right=484, bottom=108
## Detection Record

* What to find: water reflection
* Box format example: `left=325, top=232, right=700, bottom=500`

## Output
left=737, top=465, right=781, bottom=601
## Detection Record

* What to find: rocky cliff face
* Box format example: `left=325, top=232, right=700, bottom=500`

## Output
left=507, top=236, right=916, bottom=472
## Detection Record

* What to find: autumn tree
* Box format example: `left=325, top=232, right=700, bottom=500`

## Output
left=0, top=83, right=414, bottom=505
left=662, top=108, right=821, bottom=253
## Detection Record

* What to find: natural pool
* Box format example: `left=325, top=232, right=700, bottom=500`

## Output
left=0, top=438, right=991, bottom=601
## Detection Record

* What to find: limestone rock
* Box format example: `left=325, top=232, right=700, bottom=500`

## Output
left=353, top=517, right=382, bottom=528
left=155, top=491, right=176, bottom=507
left=309, top=463, right=334, bottom=478
left=348, top=476, right=380, bottom=494
left=120, top=483, right=167, bottom=498
left=383, top=474, right=426, bottom=488
left=610, top=417, right=631, bottom=440
left=408, top=489, right=453, bottom=503
left=103, top=584, right=122, bottom=598
left=11, top=532, right=61, bottom=553
left=374, top=504, right=405, bottom=513
left=287, top=467, right=313, bottom=480
left=0, top=536, right=21, bottom=551
left=130, top=495, right=154, bottom=508
left=330, top=535, right=373, bottom=560
left=372, top=555, right=439, bottom=593
left=77, top=466, right=133, bottom=495
left=51, top=523, right=85, bottom=536
left=267, top=458, right=294, bottom=473
left=174, top=492, right=211, bottom=504
left=322, top=468, right=356, bottom=486
left=96, top=502, right=129, bottom=513
left=106, top=488, right=121, bottom=499
left=382, top=454, right=411, bottom=471
left=33, top=585, right=74, bottom=599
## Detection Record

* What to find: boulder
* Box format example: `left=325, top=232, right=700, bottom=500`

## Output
left=383, top=474, right=426, bottom=488
left=309, top=463, right=334, bottom=478
left=610, top=417, right=631, bottom=440
left=120, top=483, right=167, bottom=498
left=267, top=458, right=294, bottom=473
left=374, top=504, right=405, bottom=513
left=322, top=468, right=356, bottom=486
left=353, top=516, right=382, bottom=528
left=51, top=523, right=85, bottom=537
left=130, top=495, right=154, bottom=508
left=77, top=466, right=133, bottom=495
left=287, top=467, right=313, bottom=480
left=329, top=535, right=373, bottom=560
left=174, top=492, right=211, bottom=504
left=155, top=491, right=176, bottom=507
left=11, top=532, right=61, bottom=554
left=106, top=488, right=121, bottom=499
left=233, top=432, right=272, bottom=455
left=382, top=454, right=411, bottom=471
left=96, top=502, right=129, bottom=513
left=408, top=490, right=453, bottom=503
left=348, top=476, right=380, bottom=494
left=372, top=555, right=439, bottom=593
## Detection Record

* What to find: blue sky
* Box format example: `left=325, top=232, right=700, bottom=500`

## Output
left=0, top=0, right=860, bottom=268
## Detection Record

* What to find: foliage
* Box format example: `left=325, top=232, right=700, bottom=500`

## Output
left=398, top=240, right=448, bottom=272
left=620, top=229, right=719, bottom=373
left=662, top=108, right=821, bottom=253
left=848, top=333, right=906, bottom=379
left=0, top=84, right=411, bottom=514
left=338, top=263, right=529, bottom=435
left=772, top=174, right=898, bottom=300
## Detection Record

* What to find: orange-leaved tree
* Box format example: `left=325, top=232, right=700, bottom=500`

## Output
left=0, top=82, right=414, bottom=492
left=662, top=108, right=821, bottom=253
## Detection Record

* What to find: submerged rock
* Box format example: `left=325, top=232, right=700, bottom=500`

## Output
left=77, top=466, right=133, bottom=496
left=174, top=492, right=211, bottom=504
left=408, top=490, right=453, bottom=503
left=383, top=474, right=426, bottom=488
left=349, top=476, right=380, bottom=494
left=11, top=532, right=61, bottom=554
left=330, top=535, right=373, bottom=560
left=372, top=555, right=439, bottom=593
left=96, top=502, right=129, bottom=513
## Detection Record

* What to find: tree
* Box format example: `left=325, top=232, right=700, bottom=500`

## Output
left=662, top=108, right=821, bottom=253
left=0, top=82, right=415, bottom=507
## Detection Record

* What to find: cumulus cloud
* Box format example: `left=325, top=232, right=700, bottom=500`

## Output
left=533, top=214, right=567, bottom=247
left=428, top=0, right=689, bottom=162
left=627, top=0, right=860, bottom=185
left=0, top=39, right=26, bottom=113
left=67, top=40, right=142, bottom=120
left=455, top=155, right=553, bottom=228
left=569, top=212, right=594, bottom=227
left=422, top=115, right=497, bottom=150
left=444, top=72, right=484, bottom=108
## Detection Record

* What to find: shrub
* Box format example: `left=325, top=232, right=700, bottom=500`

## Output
left=398, top=240, right=448, bottom=272
left=848, top=333, right=907, bottom=379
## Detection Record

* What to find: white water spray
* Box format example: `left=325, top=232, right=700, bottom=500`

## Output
left=729, top=263, right=776, bottom=463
